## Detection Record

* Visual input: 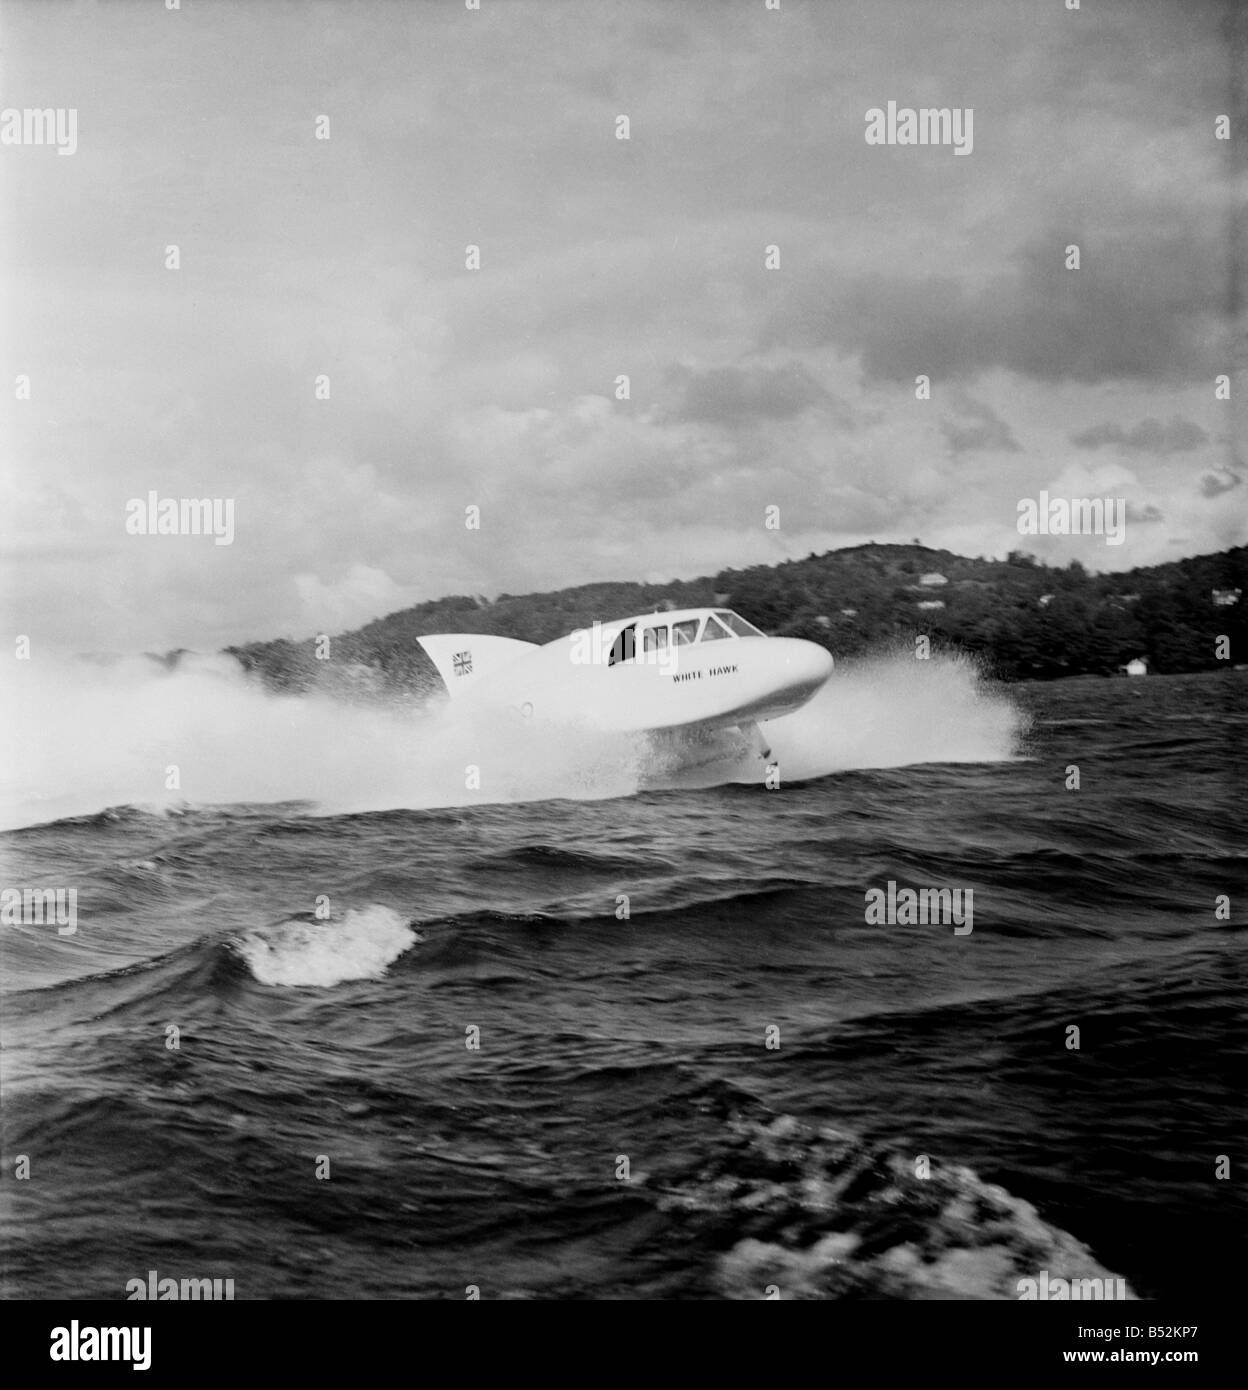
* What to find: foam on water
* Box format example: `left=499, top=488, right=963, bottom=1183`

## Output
left=759, top=648, right=1027, bottom=780
left=0, top=646, right=1025, bottom=829
left=233, top=905, right=420, bottom=988
left=0, top=652, right=648, bottom=830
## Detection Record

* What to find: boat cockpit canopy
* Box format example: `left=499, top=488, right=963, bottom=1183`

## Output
left=608, top=610, right=765, bottom=666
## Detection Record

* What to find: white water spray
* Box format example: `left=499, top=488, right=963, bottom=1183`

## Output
left=0, top=648, right=1024, bottom=830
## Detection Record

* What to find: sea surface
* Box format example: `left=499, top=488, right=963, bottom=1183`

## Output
left=2, top=656, right=1244, bottom=1299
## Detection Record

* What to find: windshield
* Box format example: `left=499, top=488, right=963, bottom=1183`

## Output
left=716, top=611, right=765, bottom=637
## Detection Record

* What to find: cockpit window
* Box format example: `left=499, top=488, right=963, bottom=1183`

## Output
left=608, top=625, right=636, bottom=666
left=610, top=613, right=758, bottom=660
left=717, top=611, right=765, bottom=638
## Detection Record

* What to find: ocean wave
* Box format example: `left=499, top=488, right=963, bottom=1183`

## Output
left=648, top=1085, right=1134, bottom=1300
left=471, top=844, right=669, bottom=875
left=231, top=905, right=420, bottom=988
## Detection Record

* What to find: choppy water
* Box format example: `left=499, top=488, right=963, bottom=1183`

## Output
left=1, top=657, right=1244, bottom=1299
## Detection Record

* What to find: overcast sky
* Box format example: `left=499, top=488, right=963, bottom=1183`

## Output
left=2, top=0, right=1244, bottom=654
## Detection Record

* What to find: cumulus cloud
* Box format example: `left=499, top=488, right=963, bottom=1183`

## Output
left=660, top=361, right=847, bottom=427
left=760, top=227, right=1228, bottom=386
left=940, top=392, right=1021, bottom=455
left=1200, top=470, right=1242, bottom=498
left=1071, top=417, right=1210, bottom=454
left=2, top=0, right=1242, bottom=652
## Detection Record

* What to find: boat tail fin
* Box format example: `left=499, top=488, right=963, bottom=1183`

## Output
left=415, top=634, right=536, bottom=699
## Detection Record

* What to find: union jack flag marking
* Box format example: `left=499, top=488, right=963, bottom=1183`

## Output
left=453, top=650, right=472, bottom=677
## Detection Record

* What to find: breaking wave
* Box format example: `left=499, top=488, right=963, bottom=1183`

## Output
left=232, top=904, right=420, bottom=988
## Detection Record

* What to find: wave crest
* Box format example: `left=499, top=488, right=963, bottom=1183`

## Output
left=232, top=905, right=419, bottom=988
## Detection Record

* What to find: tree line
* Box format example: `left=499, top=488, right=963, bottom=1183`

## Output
left=223, top=542, right=1247, bottom=693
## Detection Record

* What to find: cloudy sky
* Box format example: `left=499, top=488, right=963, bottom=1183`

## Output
left=2, top=0, right=1244, bottom=653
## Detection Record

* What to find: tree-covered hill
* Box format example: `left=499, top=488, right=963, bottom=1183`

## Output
left=224, top=543, right=1247, bottom=693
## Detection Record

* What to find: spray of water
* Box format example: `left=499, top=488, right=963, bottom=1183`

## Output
left=0, top=647, right=1025, bottom=830
left=758, top=648, right=1027, bottom=779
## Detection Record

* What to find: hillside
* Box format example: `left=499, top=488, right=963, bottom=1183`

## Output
left=224, top=543, right=1248, bottom=693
